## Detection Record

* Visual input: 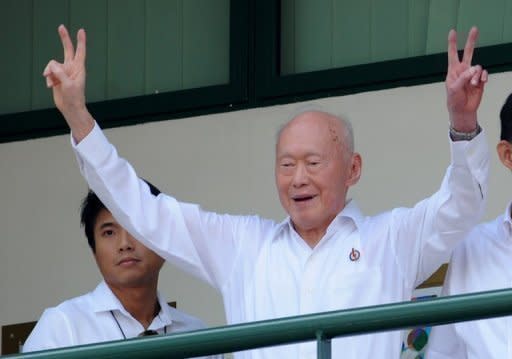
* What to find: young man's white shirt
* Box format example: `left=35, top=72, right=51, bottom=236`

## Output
left=23, top=280, right=210, bottom=356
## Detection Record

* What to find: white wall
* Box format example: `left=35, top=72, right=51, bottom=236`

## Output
left=1, top=71, right=511, bottom=347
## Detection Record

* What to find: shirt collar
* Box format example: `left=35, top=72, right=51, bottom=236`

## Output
left=155, top=292, right=176, bottom=327
left=91, top=281, right=126, bottom=313
left=275, top=199, right=365, bottom=239
left=90, top=281, right=178, bottom=327
left=331, top=199, right=365, bottom=232
left=500, top=202, right=512, bottom=239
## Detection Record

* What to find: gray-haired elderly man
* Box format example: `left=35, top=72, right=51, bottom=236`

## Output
left=43, top=24, right=488, bottom=358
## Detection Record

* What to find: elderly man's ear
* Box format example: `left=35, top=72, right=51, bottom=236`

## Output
left=346, top=153, right=362, bottom=187
left=497, top=140, right=512, bottom=170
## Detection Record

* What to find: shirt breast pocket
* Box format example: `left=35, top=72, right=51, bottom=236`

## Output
left=322, top=266, right=383, bottom=311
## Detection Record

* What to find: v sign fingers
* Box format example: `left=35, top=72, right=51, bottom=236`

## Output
left=445, top=26, right=487, bottom=133
left=447, top=29, right=460, bottom=69
left=59, top=24, right=75, bottom=64
left=74, top=28, right=86, bottom=64
left=462, top=27, right=478, bottom=66
left=44, top=25, right=94, bottom=143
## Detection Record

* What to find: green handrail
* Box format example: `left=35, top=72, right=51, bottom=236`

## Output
left=8, top=288, right=512, bottom=359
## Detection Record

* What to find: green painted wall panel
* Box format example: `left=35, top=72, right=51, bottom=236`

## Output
left=0, top=0, right=32, bottom=115
left=371, top=0, right=409, bottom=62
left=182, top=0, right=230, bottom=88
left=280, top=0, right=512, bottom=74
left=32, top=0, right=69, bottom=110
left=458, top=0, right=506, bottom=47
left=107, top=0, right=145, bottom=100
left=407, top=0, right=429, bottom=57
left=293, top=0, right=333, bottom=73
left=504, top=0, right=512, bottom=41
left=332, top=0, right=371, bottom=67
left=426, top=0, right=459, bottom=54
left=0, top=0, right=230, bottom=115
left=146, top=0, right=183, bottom=94
left=69, top=0, right=108, bottom=103
left=5, top=0, right=512, bottom=120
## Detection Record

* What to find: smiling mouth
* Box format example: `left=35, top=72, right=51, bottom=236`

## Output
left=293, top=195, right=315, bottom=202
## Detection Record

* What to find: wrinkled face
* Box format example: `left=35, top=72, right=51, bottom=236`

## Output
left=275, top=112, right=360, bottom=238
left=93, top=209, right=164, bottom=289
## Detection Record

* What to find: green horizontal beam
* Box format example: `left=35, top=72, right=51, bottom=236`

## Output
left=11, top=288, right=512, bottom=359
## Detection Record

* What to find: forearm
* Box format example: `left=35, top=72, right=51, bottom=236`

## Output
left=62, top=105, right=95, bottom=143
left=418, top=130, right=488, bottom=279
left=395, top=130, right=489, bottom=286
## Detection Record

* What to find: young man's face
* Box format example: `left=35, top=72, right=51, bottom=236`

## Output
left=93, top=208, right=164, bottom=289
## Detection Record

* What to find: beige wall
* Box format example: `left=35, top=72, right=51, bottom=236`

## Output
left=1, top=72, right=511, bottom=346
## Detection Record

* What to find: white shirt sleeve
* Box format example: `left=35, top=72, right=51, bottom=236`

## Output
left=391, top=131, right=489, bottom=287
left=22, top=308, right=74, bottom=352
left=72, top=123, right=266, bottom=290
left=425, top=261, right=467, bottom=359
left=426, top=323, right=467, bottom=359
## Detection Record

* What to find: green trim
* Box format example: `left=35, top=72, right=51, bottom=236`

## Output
left=10, top=288, right=512, bottom=358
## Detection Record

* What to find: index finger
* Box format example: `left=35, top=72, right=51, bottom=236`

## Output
left=462, top=26, right=479, bottom=65
left=58, top=24, right=75, bottom=63
left=74, top=28, right=87, bottom=64
left=447, top=29, right=459, bottom=68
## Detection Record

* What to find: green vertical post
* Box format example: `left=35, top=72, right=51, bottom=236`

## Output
left=316, top=330, right=331, bottom=359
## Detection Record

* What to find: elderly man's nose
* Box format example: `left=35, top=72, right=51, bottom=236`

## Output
left=292, top=164, right=308, bottom=187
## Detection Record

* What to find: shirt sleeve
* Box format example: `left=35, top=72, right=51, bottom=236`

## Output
left=426, top=323, right=467, bottom=359
left=72, top=122, right=267, bottom=290
left=425, top=260, right=467, bottom=359
left=22, top=308, right=74, bottom=352
left=391, top=131, right=489, bottom=288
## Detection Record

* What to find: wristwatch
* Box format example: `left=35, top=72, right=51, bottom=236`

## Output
left=449, top=124, right=482, bottom=141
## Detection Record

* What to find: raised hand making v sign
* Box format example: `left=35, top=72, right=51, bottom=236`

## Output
left=43, top=25, right=93, bottom=142
left=446, top=27, right=488, bottom=135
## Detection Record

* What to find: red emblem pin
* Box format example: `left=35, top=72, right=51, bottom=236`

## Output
left=349, top=248, right=360, bottom=262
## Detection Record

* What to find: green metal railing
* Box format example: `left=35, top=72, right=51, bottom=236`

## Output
left=7, top=288, right=512, bottom=359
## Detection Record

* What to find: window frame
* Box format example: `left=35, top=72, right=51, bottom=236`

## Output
left=0, top=0, right=248, bottom=143
left=254, top=0, right=512, bottom=102
left=3, top=0, right=512, bottom=143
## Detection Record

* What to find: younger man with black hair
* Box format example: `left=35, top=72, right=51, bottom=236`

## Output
left=427, top=93, right=512, bottom=358
left=23, top=184, right=210, bottom=353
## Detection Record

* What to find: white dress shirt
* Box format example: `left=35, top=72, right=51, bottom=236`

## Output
left=23, top=281, right=207, bottom=353
left=72, top=123, right=488, bottom=359
left=426, top=204, right=512, bottom=359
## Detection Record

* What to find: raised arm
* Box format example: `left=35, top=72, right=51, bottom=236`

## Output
left=393, top=27, right=489, bottom=287
left=44, top=25, right=94, bottom=142
left=446, top=26, right=488, bottom=133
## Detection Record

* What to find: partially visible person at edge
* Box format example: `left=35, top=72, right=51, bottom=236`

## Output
left=23, top=187, right=218, bottom=359
left=42, top=23, right=489, bottom=358
left=426, top=93, right=512, bottom=359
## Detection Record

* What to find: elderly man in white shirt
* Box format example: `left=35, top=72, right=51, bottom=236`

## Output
left=426, top=93, right=512, bottom=359
left=42, top=24, right=489, bottom=358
